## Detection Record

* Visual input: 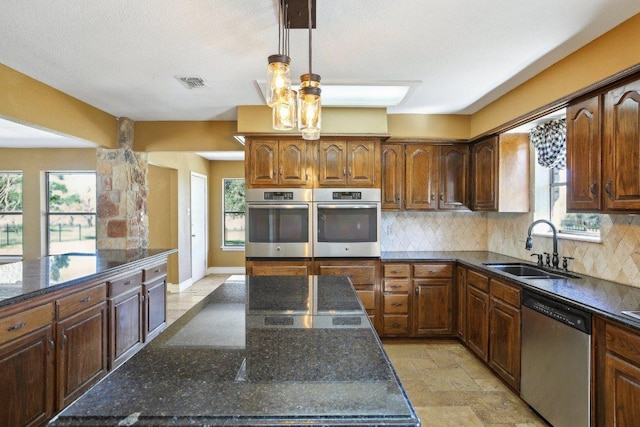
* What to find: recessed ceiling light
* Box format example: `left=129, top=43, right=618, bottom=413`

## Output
left=255, top=80, right=419, bottom=107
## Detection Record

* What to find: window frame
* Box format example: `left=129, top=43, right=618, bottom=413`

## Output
left=0, top=171, right=24, bottom=258
left=221, top=178, right=245, bottom=250
left=45, top=171, right=97, bottom=256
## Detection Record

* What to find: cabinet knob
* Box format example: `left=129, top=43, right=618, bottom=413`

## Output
left=605, top=180, right=613, bottom=199
left=590, top=181, right=598, bottom=195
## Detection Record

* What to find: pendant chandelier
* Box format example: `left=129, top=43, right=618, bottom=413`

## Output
left=267, top=0, right=321, bottom=138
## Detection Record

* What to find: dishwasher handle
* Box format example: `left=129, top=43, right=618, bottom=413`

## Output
left=522, top=290, right=592, bottom=334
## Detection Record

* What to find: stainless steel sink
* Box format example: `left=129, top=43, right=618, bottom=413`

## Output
left=483, top=263, right=580, bottom=280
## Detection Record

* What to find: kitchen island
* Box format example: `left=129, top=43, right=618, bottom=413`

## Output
left=50, top=275, right=420, bottom=427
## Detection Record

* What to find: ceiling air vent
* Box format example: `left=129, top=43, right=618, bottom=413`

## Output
left=176, top=76, right=208, bottom=89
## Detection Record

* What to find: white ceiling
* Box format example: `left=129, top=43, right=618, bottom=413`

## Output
left=1, top=0, right=639, bottom=150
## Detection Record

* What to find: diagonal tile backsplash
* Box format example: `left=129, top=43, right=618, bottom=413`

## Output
left=382, top=210, right=640, bottom=289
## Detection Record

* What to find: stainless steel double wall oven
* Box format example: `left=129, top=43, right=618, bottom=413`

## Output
left=245, top=188, right=381, bottom=259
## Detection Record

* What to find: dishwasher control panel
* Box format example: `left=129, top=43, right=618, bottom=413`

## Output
left=523, top=291, right=591, bottom=334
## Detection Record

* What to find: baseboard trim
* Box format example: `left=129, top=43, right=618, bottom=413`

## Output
left=167, top=278, right=193, bottom=293
left=207, top=266, right=246, bottom=275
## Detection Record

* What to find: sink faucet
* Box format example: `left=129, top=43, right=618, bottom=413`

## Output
left=526, top=219, right=559, bottom=269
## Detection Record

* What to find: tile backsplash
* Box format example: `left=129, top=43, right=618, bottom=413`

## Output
left=382, top=210, right=640, bottom=289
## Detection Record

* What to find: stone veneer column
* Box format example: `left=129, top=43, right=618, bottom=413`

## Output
left=96, top=117, right=149, bottom=250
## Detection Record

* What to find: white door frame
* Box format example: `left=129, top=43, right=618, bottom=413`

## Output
left=190, top=172, right=208, bottom=283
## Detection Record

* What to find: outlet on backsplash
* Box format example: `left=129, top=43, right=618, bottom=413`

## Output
left=386, top=225, right=393, bottom=235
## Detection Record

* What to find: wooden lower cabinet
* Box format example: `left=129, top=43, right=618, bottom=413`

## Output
left=55, top=284, right=108, bottom=410
left=488, top=278, right=521, bottom=391
left=107, top=271, right=144, bottom=370
left=315, top=259, right=380, bottom=333
left=143, top=263, right=168, bottom=342
left=456, top=265, right=467, bottom=341
left=380, top=262, right=454, bottom=337
left=596, top=316, right=640, bottom=427
left=0, top=303, right=55, bottom=427
left=246, top=259, right=313, bottom=276
left=465, top=269, right=489, bottom=361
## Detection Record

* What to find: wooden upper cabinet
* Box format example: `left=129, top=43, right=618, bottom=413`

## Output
left=603, top=78, right=640, bottom=211
left=566, top=95, right=602, bottom=212
left=439, top=145, right=469, bottom=210
left=471, top=136, right=498, bottom=211
left=317, top=140, right=378, bottom=187
left=381, top=144, right=404, bottom=209
left=405, top=145, right=439, bottom=209
left=246, top=139, right=311, bottom=188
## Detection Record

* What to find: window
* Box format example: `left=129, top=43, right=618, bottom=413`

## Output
left=534, top=156, right=600, bottom=240
left=46, top=172, right=97, bottom=255
left=222, top=178, right=245, bottom=249
left=0, top=172, right=23, bottom=256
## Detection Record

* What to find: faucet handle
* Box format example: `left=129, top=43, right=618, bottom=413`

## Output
left=562, top=256, right=574, bottom=271
left=530, top=253, right=543, bottom=266
left=543, top=252, right=551, bottom=267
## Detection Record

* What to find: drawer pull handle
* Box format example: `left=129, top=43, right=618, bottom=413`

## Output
left=124, top=280, right=131, bottom=285
left=392, top=323, right=401, bottom=328
left=390, top=285, right=400, bottom=289
left=391, top=303, right=403, bottom=307
left=7, top=321, right=26, bottom=332
left=79, top=297, right=91, bottom=304
left=154, top=269, right=160, bottom=273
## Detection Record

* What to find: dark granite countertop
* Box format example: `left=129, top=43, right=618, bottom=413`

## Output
left=50, top=275, right=420, bottom=427
left=0, top=249, right=176, bottom=307
left=382, top=250, right=640, bottom=331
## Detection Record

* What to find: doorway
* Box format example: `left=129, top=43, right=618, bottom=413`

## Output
left=190, top=172, right=208, bottom=283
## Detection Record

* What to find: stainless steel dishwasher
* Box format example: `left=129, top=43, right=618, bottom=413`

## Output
left=520, top=290, right=592, bottom=427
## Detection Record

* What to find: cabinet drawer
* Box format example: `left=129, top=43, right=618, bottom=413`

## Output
left=383, top=315, right=409, bottom=335
left=143, top=263, right=166, bottom=282
left=383, top=264, right=410, bottom=278
left=56, top=284, right=107, bottom=319
left=490, top=279, right=520, bottom=307
left=467, top=269, right=489, bottom=292
left=0, top=303, right=53, bottom=344
left=384, top=279, right=409, bottom=293
left=413, top=263, right=453, bottom=278
left=107, top=272, right=143, bottom=298
left=384, top=295, right=408, bottom=314
left=605, top=321, right=640, bottom=366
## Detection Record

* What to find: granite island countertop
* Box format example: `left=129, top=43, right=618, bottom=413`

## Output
left=0, top=248, right=176, bottom=307
left=49, top=275, right=420, bottom=427
left=382, top=250, right=640, bottom=331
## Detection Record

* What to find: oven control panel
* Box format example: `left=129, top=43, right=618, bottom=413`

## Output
left=263, top=192, right=294, bottom=200
left=332, top=191, right=362, bottom=200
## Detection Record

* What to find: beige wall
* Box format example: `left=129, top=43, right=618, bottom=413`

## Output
left=0, top=148, right=97, bottom=260
left=0, top=64, right=117, bottom=148
left=135, top=121, right=241, bottom=152
left=148, top=164, right=179, bottom=284
left=147, top=152, right=210, bottom=285
left=208, top=161, right=245, bottom=269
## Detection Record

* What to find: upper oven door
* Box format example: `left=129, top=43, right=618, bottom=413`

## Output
left=245, top=202, right=313, bottom=258
left=313, top=202, right=380, bottom=257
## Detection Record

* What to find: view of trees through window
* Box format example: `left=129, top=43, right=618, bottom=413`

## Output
left=0, top=172, right=23, bottom=256
left=223, top=178, right=245, bottom=247
left=47, top=172, right=97, bottom=255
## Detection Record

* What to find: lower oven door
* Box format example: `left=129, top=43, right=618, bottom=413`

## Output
left=245, top=203, right=312, bottom=258
left=314, top=203, right=380, bottom=257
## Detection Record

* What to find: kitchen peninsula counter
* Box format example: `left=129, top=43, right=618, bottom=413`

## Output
left=382, top=250, right=640, bottom=331
left=0, top=249, right=175, bottom=307
left=50, top=275, right=420, bottom=427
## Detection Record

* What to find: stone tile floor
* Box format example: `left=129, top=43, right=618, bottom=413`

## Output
left=167, top=275, right=549, bottom=427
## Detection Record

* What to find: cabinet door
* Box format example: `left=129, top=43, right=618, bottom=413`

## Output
left=318, top=141, right=348, bottom=186
left=279, top=140, right=309, bottom=186
left=405, top=145, right=439, bottom=210
left=439, top=145, right=469, bottom=210
left=567, top=96, right=602, bottom=211
left=466, top=285, right=489, bottom=361
left=603, top=79, right=640, bottom=211
left=471, top=137, right=498, bottom=211
left=347, top=140, right=376, bottom=186
left=489, top=297, right=521, bottom=390
left=456, top=266, right=467, bottom=341
left=0, top=326, right=54, bottom=427
left=109, top=289, right=143, bottom=369
left=248, top=140, right=278, bottom=186
left=413, top=279, right=453, bottom=336
left=57, top=302, right=108, bottom=410
left=145, top=279, right=167, bottom=342
left=381, top=144, right=404, bottom=210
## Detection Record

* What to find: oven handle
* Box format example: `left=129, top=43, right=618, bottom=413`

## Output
left=247, top=204, right=310, bottom=209
left=315, top=204, right=378, bottom=209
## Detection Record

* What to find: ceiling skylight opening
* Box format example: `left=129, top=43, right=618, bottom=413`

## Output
left=256, top=80, right=419, bottom=108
